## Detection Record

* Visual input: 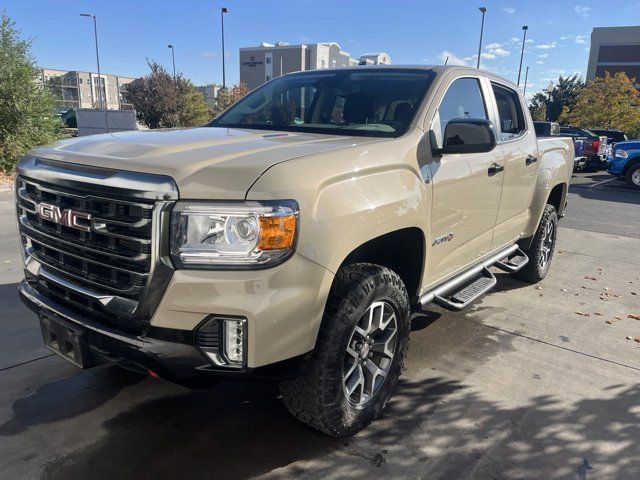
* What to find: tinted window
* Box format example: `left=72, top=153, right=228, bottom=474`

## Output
left=433, top=77, right=487, bottom=144
left=492, top=83, right=526, bottom=141
left=212, top=69, right=435, bottom=138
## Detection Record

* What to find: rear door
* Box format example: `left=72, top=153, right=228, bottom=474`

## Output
left=426, top=75, right=504, bottom=281
left=488, top=80, right=539, bottom=247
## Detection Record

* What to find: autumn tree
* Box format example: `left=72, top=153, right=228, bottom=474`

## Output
left=560, top=72, right=640, bottom=138
left=0, top=13, right=62, bottom=172
left=212, top=82, right=249, bottom=116
left=528, top=74, right=584, bottom=122
left=126, top=61, right=211, bottom=128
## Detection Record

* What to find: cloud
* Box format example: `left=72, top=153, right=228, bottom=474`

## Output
left=508, top=37, right=520, bottom=43
left=574, top=35, right=588, bottom=44
left=485, top=42, right=502, bottom=49
left=439, top=50, right=468, bottom=66
left=503, top=6, right=515, bottom=14
left=538, top=53, right=548, bottom=58
left=197, top=51, right=218, bottom=59
left=536, top=42, right=557, bottom=49
left=536, top=61, right=544, bottom=65
left=574, top=5, right=591, bottom=17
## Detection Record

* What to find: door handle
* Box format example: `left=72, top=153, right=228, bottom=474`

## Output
left=488, top=163, right=504, bottom=176
left=525, top=155, right=538, bottom=165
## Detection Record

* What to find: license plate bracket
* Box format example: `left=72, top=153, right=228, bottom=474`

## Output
left=39, top=313, right=101, bottom=368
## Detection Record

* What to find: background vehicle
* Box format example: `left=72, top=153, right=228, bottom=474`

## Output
left=16, top=66, right=572, bottom=437
left=559, top=126, right=607, bottom=170
left=591, top=128, right=629, bottom=157
left=608, top=140, right=640, bottom=189
left=535, top=121, right=585, bottom=171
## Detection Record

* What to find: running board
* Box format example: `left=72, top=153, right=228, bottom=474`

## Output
left=494, top=247, right=529, bottom=273
left=419, top=244, right=518, bottom=311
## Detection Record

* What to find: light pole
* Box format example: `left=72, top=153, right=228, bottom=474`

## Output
left=546, top=81, right=554, bottom=121
left=477, top=7, right=487, bottom=69
left=168, top=44, right=176, bottom=82
left=221, top=7, right=229, bottom=88
left=80, top=13, right=103, bottom=110
left=523, top=66, right=530, bottom=95
left=517, top=25, right=528, bottom=85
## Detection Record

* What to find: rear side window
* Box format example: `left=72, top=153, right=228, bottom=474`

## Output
left=492, top=83, right=526, bottom=141
left=433, top=77, right=487, bottom=145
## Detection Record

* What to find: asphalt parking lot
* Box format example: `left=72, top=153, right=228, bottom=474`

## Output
left=1, top=171, right=639, bottom=479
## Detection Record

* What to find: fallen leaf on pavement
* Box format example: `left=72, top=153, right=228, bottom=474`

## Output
left=628, top=314, right=640, bottom=321
left=584, top=276, right=598, bottom=281
left=594, top=312, right=602, bottom=316
left=615, top=316, right=622, bottom=320
left=631, top=292, right=637, bottom=296
left=581, top=285, right=588, bottom=289
left=575, top=312, right=590, bottom=316
left=536, top=286, right=543, bottom=290
left=605, top=320, right=614, bottom=324
left=626, top=336, right=633, bottom=340
left=635, top=338, right=640, bottom=343
left=561, top=288, right=568, bottom=292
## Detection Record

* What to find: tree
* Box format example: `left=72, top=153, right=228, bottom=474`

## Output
left=212, top=82, right=249, bottom=116
left=528, top=74, right=584, bottom=122
left=560, top=72, right=640, bottom=138
left=178, top=79, right=212, bottom=127
left=0, top=13, right=62, bottom=172
left=126, top=61, right=212, bottom=128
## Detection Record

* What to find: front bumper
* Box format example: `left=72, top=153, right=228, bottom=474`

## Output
left=19, top=280, right=310, bottom=386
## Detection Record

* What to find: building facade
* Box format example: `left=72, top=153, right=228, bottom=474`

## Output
left=239, top=42, right=391, bottom=90
left=196, top=84, right=222, bottom=108
left=586, top=26, right=640, bottom=84
left=38, top=68, right=136, bottom=110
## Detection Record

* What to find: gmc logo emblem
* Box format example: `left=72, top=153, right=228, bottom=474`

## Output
left=36, top=203, right=92, bottom=232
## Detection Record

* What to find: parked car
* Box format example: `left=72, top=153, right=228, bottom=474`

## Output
left=559, top=126, right=607, bottom=170
left=16, top=66, right=573, bottom=436
left=607, top=140, right=640, bottom=189
left=534, top=122, right=586, bottom=171
left=590, top=129, right=628, bottom=156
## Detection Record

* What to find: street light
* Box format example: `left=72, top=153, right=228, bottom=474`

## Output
left=523, top=66, right=530, bottom=95
left=80, top=13, right=103, bottom=110
left=477, top=7, right=487, bottom=69
left=546, top=81, right=554, bottom=121
left=168, top=44, right=176, bottom=82
left=517, top=25, right=528, bottom=85
left=221, top=7, right=229, bottom=88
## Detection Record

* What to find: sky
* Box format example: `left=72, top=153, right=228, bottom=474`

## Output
left=2, top=0, right=640, bottom=99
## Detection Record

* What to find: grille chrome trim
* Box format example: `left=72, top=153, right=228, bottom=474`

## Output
left=16, top=156, right=178, bottom=333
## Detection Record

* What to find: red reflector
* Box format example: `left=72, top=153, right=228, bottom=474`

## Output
left=148, top=369, right=160, bottom=379
left=592, top=140, right=600, bottom=151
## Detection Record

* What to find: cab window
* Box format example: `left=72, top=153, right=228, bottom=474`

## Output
left=432, top=77, right=487, bottom=145
left=491, top=83, right=526, bottom=141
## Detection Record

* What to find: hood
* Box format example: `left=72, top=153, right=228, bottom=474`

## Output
left=30, top=127, right=383, bottom=199
left=614, top=140, right=640, bottom=151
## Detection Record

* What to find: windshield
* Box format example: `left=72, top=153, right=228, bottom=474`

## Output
left=210, top=69, right=435, bottom=138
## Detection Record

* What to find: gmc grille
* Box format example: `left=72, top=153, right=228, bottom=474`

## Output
left=15, top=162, right=176, bottom=334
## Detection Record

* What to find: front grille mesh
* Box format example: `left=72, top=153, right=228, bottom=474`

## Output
left=16, top=175, right=156, bottom=333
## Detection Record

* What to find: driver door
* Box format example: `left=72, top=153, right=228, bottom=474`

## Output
left=425, top=76, right=504, bottom=282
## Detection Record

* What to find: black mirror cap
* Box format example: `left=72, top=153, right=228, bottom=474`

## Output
left=432, top=118, right=498, bottom=155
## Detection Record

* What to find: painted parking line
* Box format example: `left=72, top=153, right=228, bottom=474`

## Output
left=589, top=177, right=618, bottom=188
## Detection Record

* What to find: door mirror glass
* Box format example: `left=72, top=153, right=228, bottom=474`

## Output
left=432, top=118, right=497, bottom=155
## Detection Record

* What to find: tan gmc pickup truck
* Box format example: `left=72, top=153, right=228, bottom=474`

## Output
left=16, top=66, right=572, bottom=436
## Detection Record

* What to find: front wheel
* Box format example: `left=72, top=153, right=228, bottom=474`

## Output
left=279, top=263, right=410, bottom=437
left=515, top=204, right=558, bottom=283
left=626, top=164, right=640, bottom=190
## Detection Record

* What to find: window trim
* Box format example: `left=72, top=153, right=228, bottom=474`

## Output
left=489, top=80, right=528, bottom=144
left=429, top=75, right=490, bottom=149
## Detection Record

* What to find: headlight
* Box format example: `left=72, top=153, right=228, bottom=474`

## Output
left=614, top=149, right=628, bottom=159
left=170, top=200, right=298, bottom=269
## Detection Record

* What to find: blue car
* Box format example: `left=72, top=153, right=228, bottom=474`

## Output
left=608, top=140, right=640, bottom=189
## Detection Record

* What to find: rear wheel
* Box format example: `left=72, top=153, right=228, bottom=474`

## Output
left=515, top=204, right=558, bottom=283
left=626, top=164, right=640, bottom=190
left=279, top=263, right=410, bottom=437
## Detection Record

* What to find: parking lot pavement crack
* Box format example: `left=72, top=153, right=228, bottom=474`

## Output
left=462, top=317, right=640, bottom=373
left=0, top=353, right=55, bottom=373
left=556, top=250, right=640, bottom=266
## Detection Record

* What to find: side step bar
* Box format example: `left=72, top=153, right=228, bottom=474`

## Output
left=494, top=247, right=529, bottom=273
left=419, top=244, right=519, bottom=311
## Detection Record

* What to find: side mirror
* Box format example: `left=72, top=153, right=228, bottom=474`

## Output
left=430, top=118, right=497, bottom=156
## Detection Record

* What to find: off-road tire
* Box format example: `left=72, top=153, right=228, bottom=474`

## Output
left=515, top=204, right=558, bottom=283
left=279, top=263, right=410, bottom=437
left=625, top=163, right=640, bottom=190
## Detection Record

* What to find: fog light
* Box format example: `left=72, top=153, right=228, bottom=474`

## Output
left=223, top=318, right=246, bottom=365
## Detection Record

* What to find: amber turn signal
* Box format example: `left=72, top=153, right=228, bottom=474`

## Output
left=258, top=215, right=296, bottom=250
